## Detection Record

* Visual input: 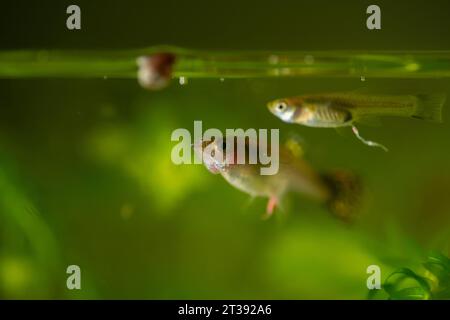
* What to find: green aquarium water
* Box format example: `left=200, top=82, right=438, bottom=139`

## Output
left=0, top=0, right=449, bottom=300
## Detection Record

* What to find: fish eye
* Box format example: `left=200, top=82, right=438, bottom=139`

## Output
left=276, top=102, right=287, bottom=111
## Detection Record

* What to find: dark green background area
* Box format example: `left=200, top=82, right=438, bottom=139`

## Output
left=0, top=0, right=449, bottom=299
left=1, top=0, right=450, bottom=50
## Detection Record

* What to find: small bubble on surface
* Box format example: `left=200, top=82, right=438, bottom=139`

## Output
left=179, top=76, right=188, bottom=85
left=360, top=75, right=366, bottom=82
left=220, top=78, right=225, bottom=82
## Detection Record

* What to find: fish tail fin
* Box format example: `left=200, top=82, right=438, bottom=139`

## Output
left=413, top=94, right=446, bottom=122
left=321, top=170, right=363, bottom=222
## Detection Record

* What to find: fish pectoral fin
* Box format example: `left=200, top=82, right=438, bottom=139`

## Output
left=263, top=196, right=278, bottom=220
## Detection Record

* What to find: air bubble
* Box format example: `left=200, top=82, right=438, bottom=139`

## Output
left=179, top=76, right=188, bottom=85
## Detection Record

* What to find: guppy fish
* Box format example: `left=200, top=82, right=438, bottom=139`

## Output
left=267, top=92, right=446, bottom=151
left=194, top=136, right=361, bottom=221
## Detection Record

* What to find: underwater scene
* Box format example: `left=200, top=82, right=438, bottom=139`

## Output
left=0, top=0, right=450, bottom=300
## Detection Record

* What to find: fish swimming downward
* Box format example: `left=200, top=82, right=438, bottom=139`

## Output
left=268, top=92, right=446, bottom=151
left=194, top=136, right=362, bottom=221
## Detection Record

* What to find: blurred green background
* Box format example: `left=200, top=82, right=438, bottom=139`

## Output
left=0, top=0, right=449, bottom=299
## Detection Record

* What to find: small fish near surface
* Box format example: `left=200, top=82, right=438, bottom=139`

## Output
left=267, top=92, right=447, bottom=151
left=194, top=136, right=362, bottom=221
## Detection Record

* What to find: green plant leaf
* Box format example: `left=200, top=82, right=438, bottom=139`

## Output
left=389, top=287, right=429, bottom=300
left=384, top=268, right=431, bottom=299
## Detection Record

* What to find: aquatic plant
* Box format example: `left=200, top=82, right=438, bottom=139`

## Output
left=370, top=252, right=450, bottom=300
left=0, top=158, right=62, bottom=298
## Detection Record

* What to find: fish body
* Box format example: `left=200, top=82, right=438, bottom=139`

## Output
left=268, top=92, right=445, bottom=127
left=221, top=145, right=330, bottom=203
left=195, top=136, right=361, bottom=220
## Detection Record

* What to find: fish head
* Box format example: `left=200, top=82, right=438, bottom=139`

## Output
left=193, top=137, right=228, bottom=174
left=267, top=98, right=299, bottom=123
